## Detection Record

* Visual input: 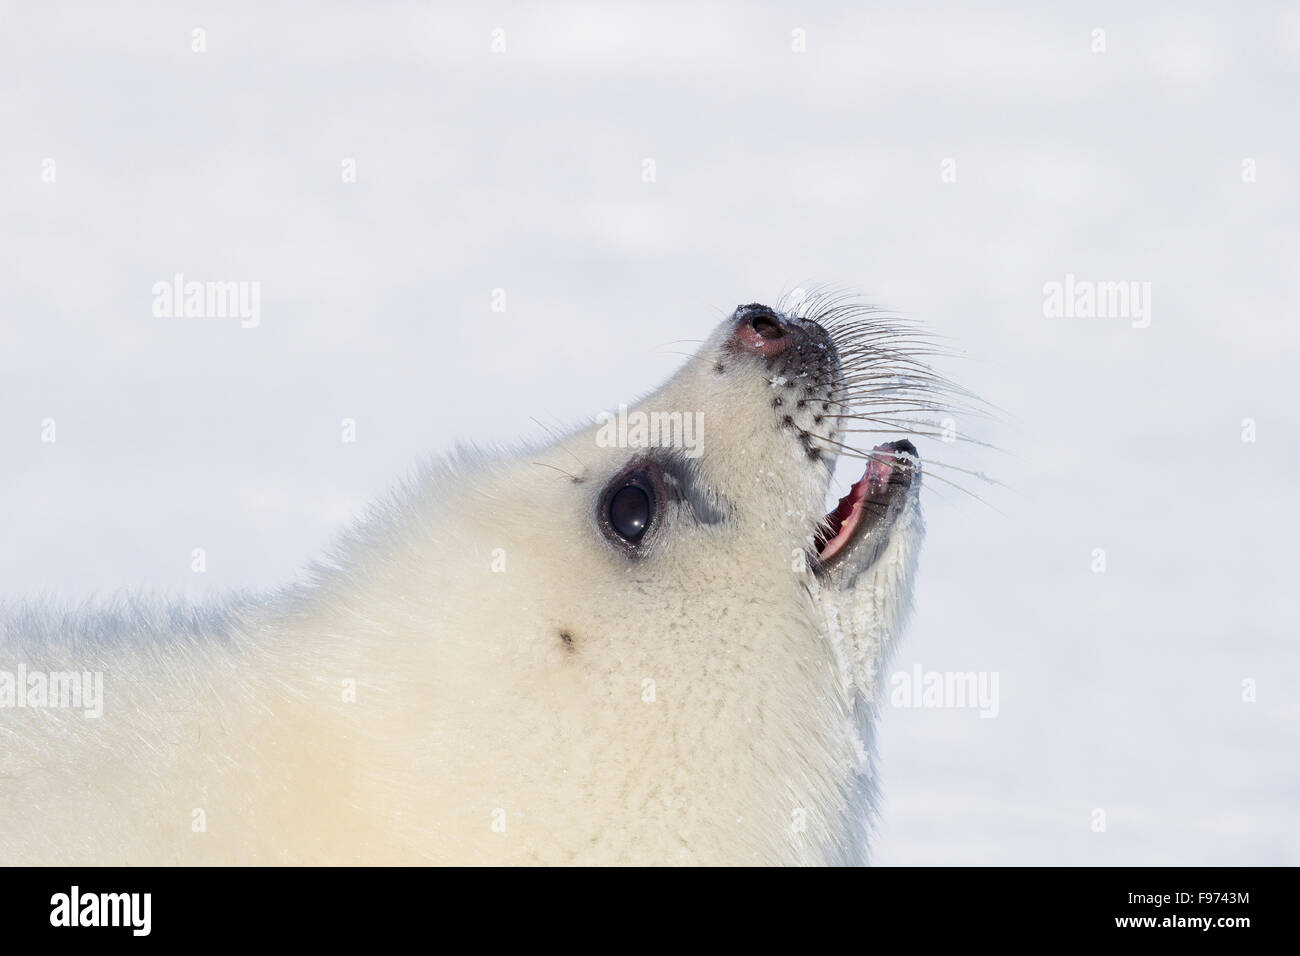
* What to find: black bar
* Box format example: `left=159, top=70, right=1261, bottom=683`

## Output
left=0, top=866, right=1277, bottom=942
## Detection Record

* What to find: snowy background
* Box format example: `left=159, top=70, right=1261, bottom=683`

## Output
left=2, top=0, right=1297, bottom=864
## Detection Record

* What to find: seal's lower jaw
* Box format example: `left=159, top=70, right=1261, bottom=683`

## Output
left=812, top=439, right=919, bottom=575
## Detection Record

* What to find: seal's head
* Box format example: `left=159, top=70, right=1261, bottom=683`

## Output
left=318, top=296, right=941, bottom=864
left=526, top=298, right=924, bottom=680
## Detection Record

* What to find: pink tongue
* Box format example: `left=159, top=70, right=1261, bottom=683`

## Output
left=818, top=472, right=867, bottom=562
left=817, top=444, right=899, bottom=562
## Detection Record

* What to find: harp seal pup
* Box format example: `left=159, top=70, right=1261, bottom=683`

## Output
left=0, top=298, right=933, bottom=866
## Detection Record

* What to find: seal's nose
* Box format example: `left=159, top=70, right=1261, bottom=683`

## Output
left=732, top=304, right=797, bottom=356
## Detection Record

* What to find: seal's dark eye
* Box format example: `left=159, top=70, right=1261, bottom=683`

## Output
left=599, top=467, right=660, bottom=552
left=609, top=484, right=651, bottom=541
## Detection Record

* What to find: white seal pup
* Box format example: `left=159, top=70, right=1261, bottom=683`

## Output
left=0, top=297, right=943, bottom=865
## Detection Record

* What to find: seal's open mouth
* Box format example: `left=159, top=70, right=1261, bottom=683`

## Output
left=814, top=439, right=918, bottom=565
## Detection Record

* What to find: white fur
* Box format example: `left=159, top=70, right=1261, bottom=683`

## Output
left=0, top=316, right=923, bottom=865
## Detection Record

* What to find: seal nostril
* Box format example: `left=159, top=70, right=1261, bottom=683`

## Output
left=732, top=304, right=801, bottom=357
left=750, top=313, right=785, bottom=340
